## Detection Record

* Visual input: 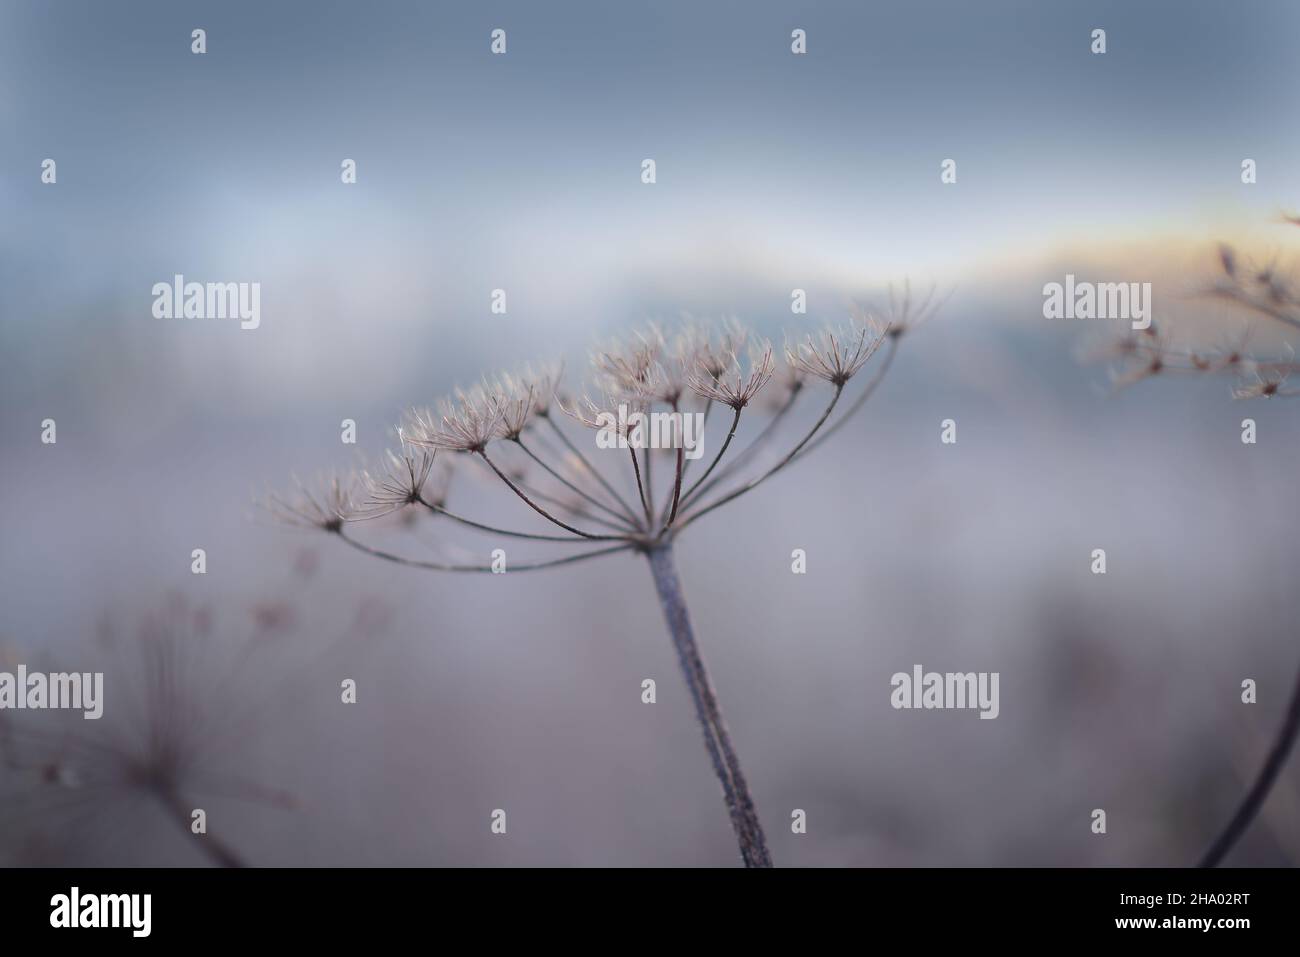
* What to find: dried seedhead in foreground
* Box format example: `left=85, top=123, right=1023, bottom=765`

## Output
left=269, top=292, right=936, bottom=867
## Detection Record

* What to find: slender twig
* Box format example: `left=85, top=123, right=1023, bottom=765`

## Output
left=513, top=436, right=639, bottom=528
left=510, top=482, right=632, bottom=532
left=680, top=384, right=844, bottom=528
left=461, top=451, right=631, bottom=532
left=479, top=450, right=620, bottom=539
left=683, top=388, right=800, bottom=507
left=1199, top=661, right=1300, bottom=866
left=677, top=397, right=713, bottom=488
left=337, top=529, right=631, bottom=572
left=419, top=495, right=626, bottom=543
left=643, top=444, right=655, bottom=525
left=663, top=445, right=685, bottom=530
left=796, top=334, right=899, bottom=459
left=544, top=415, right=642, bottom=524
left=629, top=445, right=651, bottom=529
left=677, top=406, right=742, bottom=508
left=659, top=401, right=687, bottom=530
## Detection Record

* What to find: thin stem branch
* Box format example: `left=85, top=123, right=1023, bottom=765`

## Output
left=462, top=451, right=631, bottom=532
left=677, top=397, right=713, bottom=488
left=544, top=415, right=642, bottom=524
left=513, top=436, right=639, bottom=528
left=682, top=388, right=800, bottom=508
left=629, top=445, right=651, bottom=530
left=795, top=334, right=899, bottom=459
left=664, top=444, right=685, bottom=530
left=337, top=529, right=631, bottom=572
left=1199, top=660, right=1300, bottom=866
left=479, top=450, right=620, bottom=540
left=677, top=406, right=742, bottom=508
left=645, top=544, right=772, bottom=867
left=660, top=400, right=687, bottom=530
left=643, top=443, right=655, bottom=526
left=509, top=482, right=632, bottom=532
left=419, top=495, right=627, bottom=544
left=679, top=384, right=844, bottom=528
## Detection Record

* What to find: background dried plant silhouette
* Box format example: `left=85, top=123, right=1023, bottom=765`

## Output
left=1, top=575, right=389, bottom=867
left=270, top=288, right=939, bottom=867
left=1092, top=217, right=1300, bottom=867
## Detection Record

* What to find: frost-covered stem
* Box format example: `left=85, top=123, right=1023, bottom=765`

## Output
left=645, top=543, right=772, bottom=867
left=1199, top=659, right=1300, bottom=867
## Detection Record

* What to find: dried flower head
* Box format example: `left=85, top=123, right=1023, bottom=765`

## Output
left=1232, top=369, right=1297, bottom=400
left=492, top=377, right=537, bottom=441
left=688, top=341, right=775, bottom=409
left=787, top=317, right=887, bottom=386
left=406, top=386, right=506, bottom=453
left=878, top=280, right=945, bottom=339
left=516, top=361, right=563, bottom=418
left=675, top=318, right=747, bottom=379
left=592, top=327, right=664, bottom=394
left=0, top=591, right=324, bottom=865
left=362, top=445, right=452, bottom=516
left=267, top=470, right=365, bottom=532
left=760, top=358, right=806, bottom=411
left=269, top=308, right=923, bottom=868
left=559, top=389, right=648, bottom=435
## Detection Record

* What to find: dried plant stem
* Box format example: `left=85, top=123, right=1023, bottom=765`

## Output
left=157, top=789, right=245, bottom=868
left=511, top=480, right=631, bottom=532
left=643, top=445, right=654, bottom=522
left=419, top=496, right=608, bottom=543
left=1199, top=659, right=1300, bottom=867
left=543, top=415, right=641, bottom=524
left=478, top=450, right=619, bottom=540
left=337, top=529, right=631, bottom=572
left=646, top=544, right=772, bottom=867
left=681, top=384, right=844, bottom=528
left=629, top=445, right=651, bottom=528
left=678, top=406, right=742, bottom=508
left=677, top=398, right=713, bottom=488
left=512, top=437, right=639, bottom=528
left=685, top=391, right=798, bottom=506
left=797, top=335, right=899, bottom=459
left=663, top=443, right=685, bottom=530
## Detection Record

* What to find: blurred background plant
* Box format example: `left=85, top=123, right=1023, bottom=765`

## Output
left=1089, top=215, right=1300, bottom=867
left=0, top=562, right=393, bottom=866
